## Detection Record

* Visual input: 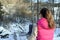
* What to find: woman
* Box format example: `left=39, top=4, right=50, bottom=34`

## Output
left=37, top=8, right=55, bottom=40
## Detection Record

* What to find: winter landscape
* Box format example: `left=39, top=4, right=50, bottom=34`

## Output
left=0, top=0, right=60, bottom=40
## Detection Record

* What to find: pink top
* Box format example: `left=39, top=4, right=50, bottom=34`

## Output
left=37, top=18, right=55, bottom=40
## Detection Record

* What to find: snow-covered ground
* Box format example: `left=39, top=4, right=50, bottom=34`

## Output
left=0, top=22, right=30, bottom=40
left=53, top=28, right=60, bottom=40
left=0, top=23, right=60, bottom=40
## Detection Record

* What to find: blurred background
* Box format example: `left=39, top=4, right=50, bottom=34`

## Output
left=0, top=0, right=60, bottom=40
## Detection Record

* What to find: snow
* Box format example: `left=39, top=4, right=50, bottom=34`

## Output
left=54, top=37, right=60, bottom=40
left=0, top=23, right=60, bottom=40
left=0, top=22, right=30, bottom=40
left=0, top=35, right=14, bottom=40
left=8, top=22, right=30, bottom=34
left=0, top=27, right=11, bottom=35
left=53, top=28, right=60, bottom=40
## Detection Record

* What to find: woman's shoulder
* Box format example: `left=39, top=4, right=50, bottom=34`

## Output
left=37, top=18, right=47, bottom=23
left=37, top=18, right=49, bottom=28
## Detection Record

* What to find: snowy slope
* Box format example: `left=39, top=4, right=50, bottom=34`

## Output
left=0, top=23, right=60, bottom=40
left=0, top=22, right=30, bottom=40
left=0, top=27, right=11, bottom=35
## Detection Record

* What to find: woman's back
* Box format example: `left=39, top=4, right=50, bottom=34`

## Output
left=37, top=18, right=55, bottom=40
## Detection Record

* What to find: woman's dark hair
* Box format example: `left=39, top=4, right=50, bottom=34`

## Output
left=40, top=8, right=55, bottom=28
